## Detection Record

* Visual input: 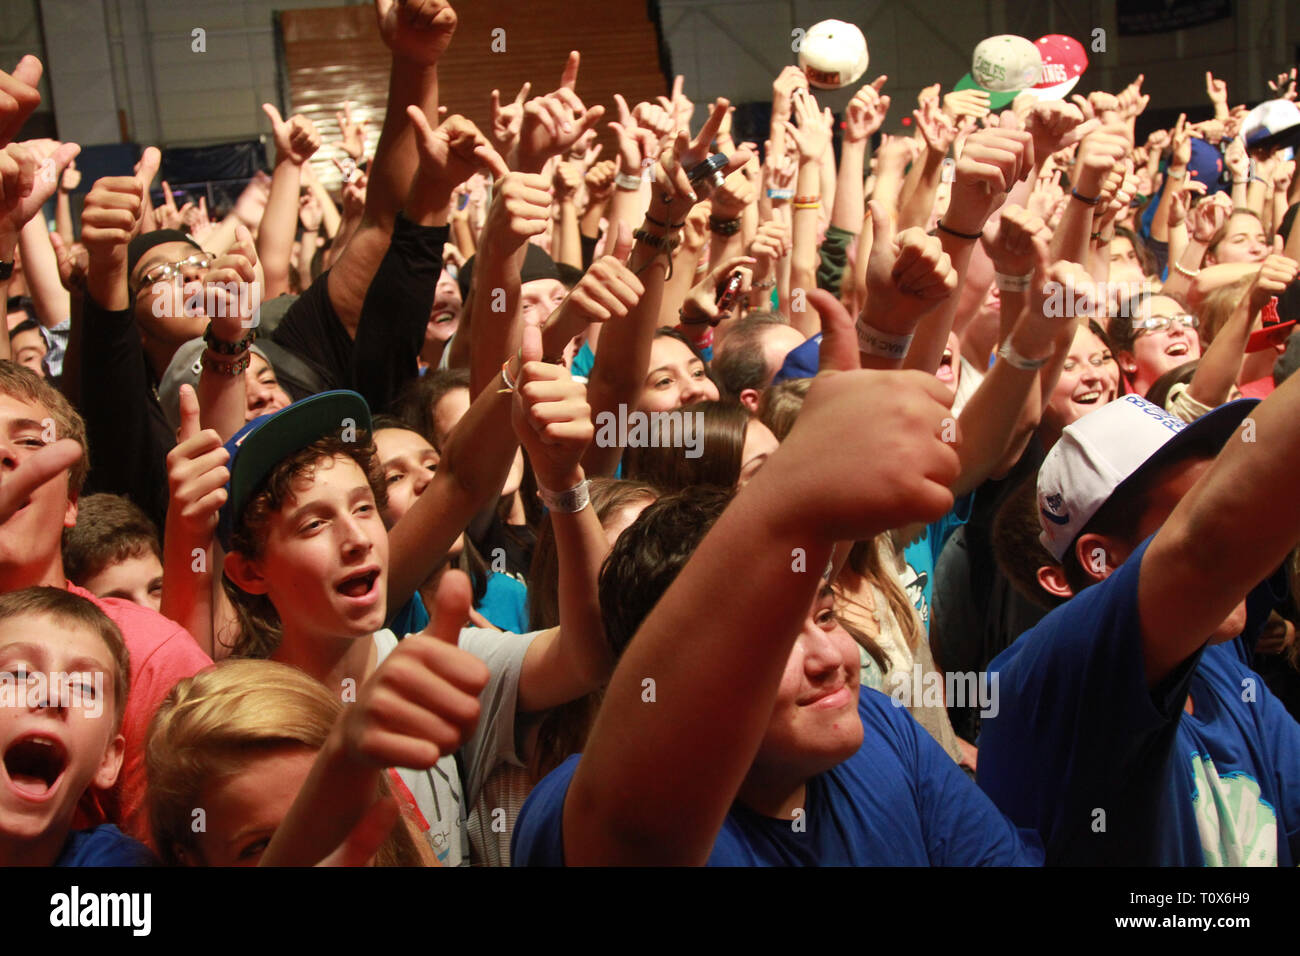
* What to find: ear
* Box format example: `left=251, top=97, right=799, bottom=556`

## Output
left=1117, top=350, right=1139, bottom=376
left=224, top=549, right=269, bottom=595
left=1073, top=532, right=1121, bottom=583
left=63, top=490, right=77, bottom=531
left=739, top=388, right=761, bottom=414
left=91, top=731, right=125, bottom=791
left=1036, top=564, right=1074, bottom=600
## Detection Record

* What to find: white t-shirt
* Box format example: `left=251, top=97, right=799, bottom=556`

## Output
left=373, top=626, right=539, bottom=867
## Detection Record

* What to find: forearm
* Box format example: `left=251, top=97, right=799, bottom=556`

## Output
left=160, top=523, right=215, bottom=657
left=1050, top=193, right=1096, bottom=266
left=658, top=241, right=705, bottom=327
left=203, top=215, right=246, bottom=257
left=789, top=162, right=821, bottom=336
left=450, top=214, right=475, bottom=259
left=367, top=59, right=437, bottom=232
left=1167, top=222, right=1189, bottom=275
left=55, top=191, right=74, bottom=248
left=1150, top=176, right=1180, bottom=243
left=307, top=177, right=341, bottom=239
left=1161, top=239, right=1207, bottom=300
left=897, top=150, right=944, bottom=232
left=519, top=484, right=612, bottom=712
left=468, top=245, right=523, bottom=397
left=565, top=477, right=829, bottom=865
left=554, top=200, right=581, bottom=269
left=1186, top=296, right=1253, bottom=407
left=297, top=230, right=319, bottom=282
left=581, top=235, right=668, bottom=476
left=902, top=233, right=975, bottom=374
left=259, top=730, right=384, bottom=867
left=1142, top=366, right=1300, bottom=681
left=832, top=141, right=866, bottom=234
left=0, top=235, right=12, bottom=362
left=18, top=216, right=69, bottom=327
left=256, top=157, right=304, bottom=299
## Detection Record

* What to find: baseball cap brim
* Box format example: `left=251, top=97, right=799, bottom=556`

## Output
left=1247, top=320, right=1297, bottom=353
left=1066, top=397, right=1257, bottom=561
left=217, top=390, right=372, bottom=552
left=954, top=73, right=1020, bottom=111
left=1024, top=76, right=1082, bottom=101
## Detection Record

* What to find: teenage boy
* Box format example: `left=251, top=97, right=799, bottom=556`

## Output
left=0, top=586, right=154, bottom=865
left=63, top=494, right=164, bottom=611
left=977, top=391, right=1300, bottom=865
left=512, top=368, right=1044, bottom=865
left=0, top=361, right=210, bottom=838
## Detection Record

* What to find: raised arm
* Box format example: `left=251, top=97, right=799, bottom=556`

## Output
left=563, top=367, right=961, bottom=865
left=257, top=106, right=321, bottom=299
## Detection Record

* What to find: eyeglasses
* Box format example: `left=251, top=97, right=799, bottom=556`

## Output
left=138, top=252, right=213, bottom=288
left=1132, top=314, right=1199, bottom=336
left=1063, top=353, right=1114, bottom=371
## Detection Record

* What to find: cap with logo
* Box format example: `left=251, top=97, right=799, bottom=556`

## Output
left=798, top=19, right=869, bottom=90
left=1026, top=34, right=1088, bottom=101
left=1037, top=394, right=1256, bottom=561
left=955, top=34, right=1083, bottom=111
left=1242, top=98, right=1300, bottom=152
left=216, top=389, right=372, bottom=552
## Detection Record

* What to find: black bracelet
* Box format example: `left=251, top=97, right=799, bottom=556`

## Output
left=203, top=321, right=256, bottom=355
left=644, top=212, right=685, bottom=230
left=936, top=220, right=981, bottom=241
left=708, top=216, right=742, bottom=236
left=1070, top=187, right=1102, bottom=206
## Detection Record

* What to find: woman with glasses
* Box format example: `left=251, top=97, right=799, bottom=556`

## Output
left=1038, top=323, right=1122, bottom=450
left=1109, top=293, right=1203, bottom=398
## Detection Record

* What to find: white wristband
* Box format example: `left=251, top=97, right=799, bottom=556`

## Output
left=995, top=272, right=1033, bottom=293
left=997, top=339, right=1048, bottom=371
left=615, top=171, right=643, bottom=191
left=856, top=322, right=914, bottom=360
left=539, top=478, right=591, bottom=514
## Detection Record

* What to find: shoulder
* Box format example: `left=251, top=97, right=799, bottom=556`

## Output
left=69, top=585, right=211, bottom=675
left=57, top=825, right=157, bottom=867
left=512, top=753, right=580, bottom=866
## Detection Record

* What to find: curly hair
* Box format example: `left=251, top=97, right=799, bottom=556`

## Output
left=221, top=434, right=387, bottom=659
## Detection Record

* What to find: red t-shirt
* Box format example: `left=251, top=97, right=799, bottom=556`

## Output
left=67, top=583, right=211, bottom=841
left=1239, top=377, right=1276, bottom=400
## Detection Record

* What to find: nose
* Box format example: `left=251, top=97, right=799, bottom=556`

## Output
left=338, top=513, right=372, bottom=557
left=413, top=465, right=434, bottom=498
left=799, top=623, right=846, bottom=681
left=679, top=378, right=709, bottom=407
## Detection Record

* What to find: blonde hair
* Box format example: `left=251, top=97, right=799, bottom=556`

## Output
left=145, top=658, right=424, bottom=866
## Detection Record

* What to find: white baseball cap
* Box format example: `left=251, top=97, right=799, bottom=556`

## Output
left=799, top=19, right=869, bottom=90
left=972, top=35, right=1042, bottom=93
left=1037, top=394, right=1257, bottom=561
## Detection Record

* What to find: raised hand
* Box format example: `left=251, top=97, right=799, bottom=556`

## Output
left=374, top=0, right=458, bottom=66
left=942, top=88, right=989, bottom=123
left=913, top=97, right=958, bottom=155
left=262, top=104, right=321, bottom=166
left=864, top=199, right=957, bottom=330
left=656, top=74, right=694, bottom=133
left=786, top=89, right=833, bottom=163
left=0, top=139, right=79, bottom=241
left=335, top=100, right=368, bottom=162
left=1116, top=74, right=1149, bottom=121
left=747, top=218, right=790, bottom=283
left=980, top=203, right=1050, bottom=277
left=204, top=224, right=261, bottom=335
left=0, top=56, right=42, bottom=147
left=407, top=108, right=509, bottom=201
left=544, top=234, right=644, bottom=346
left=584, top=158, right=617, bottom=205
left=609, top=93, right=663, bottom=176
left=1267, top=68, right=1298, bottom=101
left=512, top=313, right=594, bottom=490
left=482, top=171, right=551, bottom=255
left=680, top=254, right=756, bottom=326
left=1170, top=113, right=1192, bottom=169
left=651, top=99, right=751, bottom=222
left=771, top=65, right=809, bottom=125
left=942, top=126, right=1034, bottom=236
left=1025, top=100, right=1090, bottom=164
left=166, top=384, right=230, bottom=534
left=299, top=191, right=323, bottom=232
left=81, top=145, right=160, bottom=268
left=1190, top=190, right=1231, bottom=243
left=1250, top=249, right=1300, bottom=313
left=844, top=77, right=890, bottom=143
left=1224, top=135, right=1249, bottom=184
left=490, top=81, right=530, bottom=158
left=1072, top=127, right=1129, bottom=201
left=338, top=569, right=489, bottom=770
left=708, top=168, right=756, bottom=221
left=59, top=157, right=80, bottom=192
left=517, top=54, right=605, bottom=173
left=1205, top=71, right=1229, bottom=109
left=155, top=181, right=192, bottom=231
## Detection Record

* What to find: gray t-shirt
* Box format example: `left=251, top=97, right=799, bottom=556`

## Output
left=373, top=626, right=538, bottom=867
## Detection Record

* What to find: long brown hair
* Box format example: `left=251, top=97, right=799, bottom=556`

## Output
left=621, top=400, right=748, bottom=492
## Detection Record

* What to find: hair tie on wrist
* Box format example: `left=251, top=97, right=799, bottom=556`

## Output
left=936, top=220, right=981, bottom=241
left=1070, top=188, right=1102, bottom=206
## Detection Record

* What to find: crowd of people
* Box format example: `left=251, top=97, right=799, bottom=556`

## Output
left=1, top=0, right=1300, bottom=867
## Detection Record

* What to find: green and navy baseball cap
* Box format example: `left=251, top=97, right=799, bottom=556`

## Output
left=217, top=389, right=372, bottom=552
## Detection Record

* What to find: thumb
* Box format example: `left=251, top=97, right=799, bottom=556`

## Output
left=405, top=104, right=435, bottom=144
left=11, top=54, right=42, bottom=89
left=560, top=50, right=580, bottom=91
left=1274, top=234, right=1284, bottom=255
left=135, top=146, right=161, bottom=189
left=177, top=384, right=202, bottom=443
left=428, top=569, right=472, bottom=646
left=315, top=796, right=400, bottom=867
left=611, top=219, right=634, bottom=261
left=867, top=199, right=893, bottom=249
left=520, top=312, right=543, bottom=365
left=808, top=289, right=859, bottom=373
left=262, top=102, right=284, bottom=129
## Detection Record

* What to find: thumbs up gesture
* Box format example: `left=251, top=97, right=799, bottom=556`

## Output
left=165, top=384, right=230, bottom=539
left=863, top=199, right=957, bottom=336
left=512, top=312, right=594, bottom=492
left=82, top=145, right=161, bottom=281
left=339, top=570, right=489, bottom=770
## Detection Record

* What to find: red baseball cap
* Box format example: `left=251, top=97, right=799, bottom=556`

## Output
left=1027, top=34, right=1087, bottom=101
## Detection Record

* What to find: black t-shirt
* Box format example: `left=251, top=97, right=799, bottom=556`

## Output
left=272, top=216, right=448, bottom=412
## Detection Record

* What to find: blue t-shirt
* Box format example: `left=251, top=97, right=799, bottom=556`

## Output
left=899, top=493, right=973, bottom=631
left=56, top=825, right=156, bottom=866
left=511, top=688, right=1043, bottom=866
left=571, top=341, right=595, bottom=381
left=386, top=574, right=529, bottom=635
left=977, top=533, right=1299, bottom=866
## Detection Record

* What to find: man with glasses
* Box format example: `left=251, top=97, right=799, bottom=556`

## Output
left=1109, top=293, right=1203, bottom=398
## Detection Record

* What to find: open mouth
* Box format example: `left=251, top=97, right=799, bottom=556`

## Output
left=1165, top=342, right=1189, bottom=357
left=936, top=349, right=955, bottom=383
left=3, top=734, right=68, bottom=799
left=1073, top=389, right=1102, bottom=405
left=432, top=310, right=457, bottom=325
left=336, top=568, right=380, bottom=601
